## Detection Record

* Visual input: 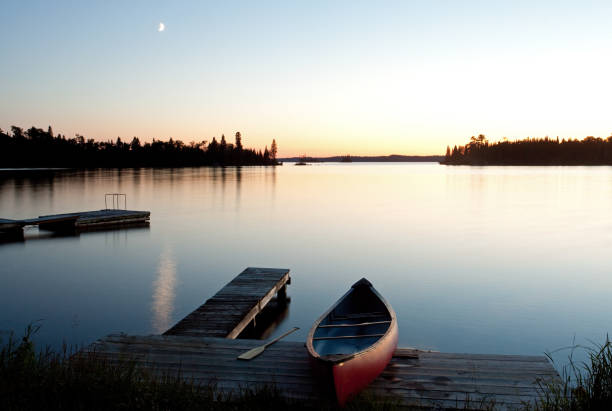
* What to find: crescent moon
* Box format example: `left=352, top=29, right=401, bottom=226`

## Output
left=158, top=22, right=165, bottom=32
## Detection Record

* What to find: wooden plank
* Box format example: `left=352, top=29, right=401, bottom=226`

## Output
left=84, top=356, right=546, bottom=397
left=93, top=336, right=553, bottom=371
left=418, top=351, right=552, bottom=362
left=88, top=364, right=549, bottom=393
left=93, top=336, right=554, bottom=371
left=75, top=356, right=548, bottom=398
left=164, top=267, right=290, bottom=339
left=86, top=347, right=554, bottom=384
left=88, top=347, right=556, bottom=382
left=76, top=216, right=149, bottom=227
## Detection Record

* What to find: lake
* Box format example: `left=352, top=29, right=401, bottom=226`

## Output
left=1, top=163, right=611, bottom=367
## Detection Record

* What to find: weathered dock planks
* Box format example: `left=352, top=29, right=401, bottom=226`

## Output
left=84, top=334, right=558, bottom=410
left=164, top=267, right=291, bottom=339
left=0, top=209, right=150, bottom=234
left=36, top=209, right=150, bottom=228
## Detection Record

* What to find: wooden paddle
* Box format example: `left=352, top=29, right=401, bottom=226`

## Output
left=237, top=327, right=300, bottom=360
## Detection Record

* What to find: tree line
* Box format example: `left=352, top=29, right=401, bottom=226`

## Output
left=442, top=134, right=612, bottom=165
left=0, top=126, right=279, bottom=167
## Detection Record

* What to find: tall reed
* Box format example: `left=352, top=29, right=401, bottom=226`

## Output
left=531, top=337, right=612, bottom=410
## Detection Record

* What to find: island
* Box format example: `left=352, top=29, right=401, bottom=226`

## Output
left=441, top=135, right=612, bottom=165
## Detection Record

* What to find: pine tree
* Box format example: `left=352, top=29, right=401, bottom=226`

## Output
left=235, top=132, right=242, bottom=150
left=451, top=145, right=458, bottom=159
left=220, top=134, right=227, bottom=151
left=11, top=126, right=24, bottom=138
left=130, top=137, right=141, bottom=150
left=270, top=139, right=278, bottom=160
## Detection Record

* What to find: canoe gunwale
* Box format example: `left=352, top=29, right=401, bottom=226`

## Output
left=312, top=333, right=386, bottom=341
left=318, top=320, right=391, bottom=328
left=306, top=278, right=397, bottom=365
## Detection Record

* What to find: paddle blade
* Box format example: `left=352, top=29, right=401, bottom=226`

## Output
left=237, top=345, right=265, bottom=360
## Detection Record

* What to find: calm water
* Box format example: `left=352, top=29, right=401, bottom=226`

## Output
left=1, top=164, right=611, bottom=367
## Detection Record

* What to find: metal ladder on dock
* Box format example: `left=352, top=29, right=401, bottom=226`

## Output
left=105, top=193, right=127, bottom=210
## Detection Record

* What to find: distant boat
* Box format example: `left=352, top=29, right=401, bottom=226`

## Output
left=306, top=278, right=398, bottom=406
left=340, top=155, right=352, bottom=162
left=295, top=155, right=309, bottom=166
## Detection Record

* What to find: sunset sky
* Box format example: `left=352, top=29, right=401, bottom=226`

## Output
left=2, top=1, right=611, bottom=156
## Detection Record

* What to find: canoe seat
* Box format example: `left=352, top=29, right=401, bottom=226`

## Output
left=312, top=333, right=386, bottom=341
left=332, top=312, right=388, bottom=321
left=329, top=313, right=389, bottom=322
left=319, top=320, right=391, bottom=328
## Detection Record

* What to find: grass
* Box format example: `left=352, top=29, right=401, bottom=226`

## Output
left=529, top=337, right=612, bottom=411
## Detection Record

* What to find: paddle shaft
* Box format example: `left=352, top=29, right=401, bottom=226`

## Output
left=237, top=327, right=299, bottom=360
left=263, top=327, right=299, bottom=348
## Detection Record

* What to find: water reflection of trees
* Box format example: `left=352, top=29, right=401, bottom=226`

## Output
left=235, top=167, right=242, bottom=211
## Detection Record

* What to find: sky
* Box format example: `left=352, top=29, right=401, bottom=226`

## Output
left=1, top=1, right=612, bottom=156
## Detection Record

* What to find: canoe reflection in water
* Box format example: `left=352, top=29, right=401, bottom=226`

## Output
left=306, top=278, right=398, bottom=406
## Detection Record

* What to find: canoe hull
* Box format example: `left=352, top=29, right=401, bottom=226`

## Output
left=306, top=278, right=399, bottom=406
left=331, top=320, right=398, bottom=406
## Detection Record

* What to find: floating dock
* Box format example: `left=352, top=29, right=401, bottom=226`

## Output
left=82, top=267, right=559, bottom=409
left=0, top=209, right=150, bottom=236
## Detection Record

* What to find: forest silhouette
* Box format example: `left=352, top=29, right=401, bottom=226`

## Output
left=442, top=134, right=612, bottom=165
left=0, top=126, right=279, bottom=168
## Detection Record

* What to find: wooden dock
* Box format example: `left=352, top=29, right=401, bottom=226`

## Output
left=164, top=267, right=291, bottom=339
left=84, top=334, right=557, bottom=410
left=0, top=209, right=150, bottom=235
left=82, top=267, right=558, bottom=409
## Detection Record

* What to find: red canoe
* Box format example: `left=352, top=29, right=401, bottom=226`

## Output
left=306, top=278, right=398, bottom=406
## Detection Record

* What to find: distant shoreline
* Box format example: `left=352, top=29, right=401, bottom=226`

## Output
left=1, top=126, right=279, bottom=168
left=279, top=155, right=444, bottom=163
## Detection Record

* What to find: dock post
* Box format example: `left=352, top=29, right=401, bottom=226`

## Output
left=277, top=284, right=287, bottom=302
left=0, top=219, right=25, bottom=242
left=0, top=227, right=24, bottom=242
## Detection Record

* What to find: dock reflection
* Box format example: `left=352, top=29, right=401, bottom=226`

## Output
left=238, top=297, right=291, bottom=340
left=0, top=222, right=150, bottom=245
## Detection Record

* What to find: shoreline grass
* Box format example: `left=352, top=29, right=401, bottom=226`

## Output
left=530, top=337, right=612, bottom=411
